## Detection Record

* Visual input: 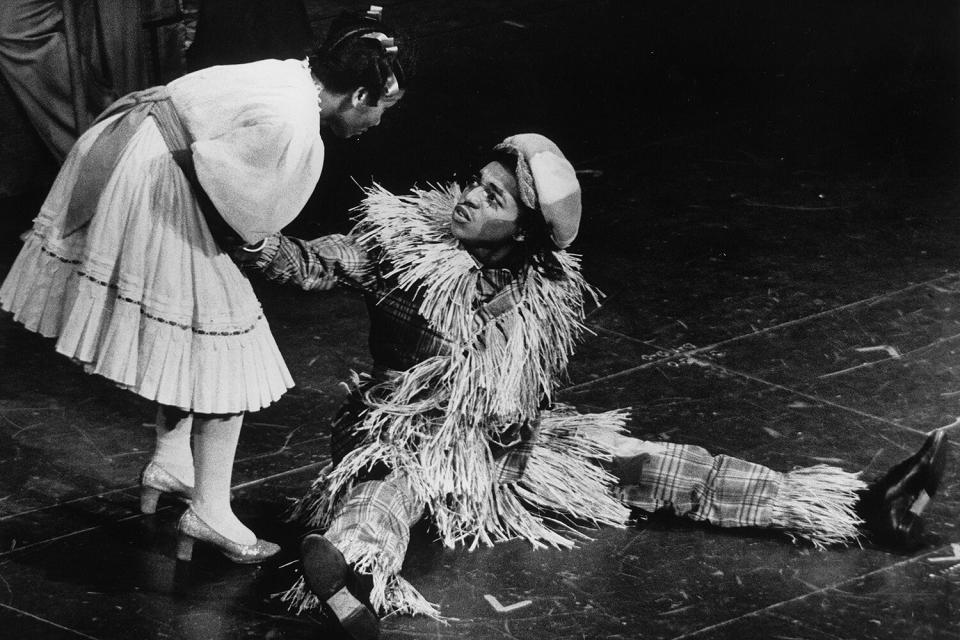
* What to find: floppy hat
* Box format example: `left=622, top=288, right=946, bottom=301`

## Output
left=495, top=133, right=582, bottom=249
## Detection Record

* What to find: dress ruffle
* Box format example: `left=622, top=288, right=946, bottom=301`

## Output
left=0, top=116, right=293, bottom=413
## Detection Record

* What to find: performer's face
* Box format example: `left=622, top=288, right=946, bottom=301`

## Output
left=451, top=161, right=522, bottom=247
left=328, top=86, right=402, bottom=138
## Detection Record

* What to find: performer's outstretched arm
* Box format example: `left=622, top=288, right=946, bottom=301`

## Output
left=236, top=233, right=372, bottom=291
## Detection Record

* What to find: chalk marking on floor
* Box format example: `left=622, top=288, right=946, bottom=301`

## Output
left=484, top=594, right=532, bottom=613
left=937, top=416, right=960, bottom=431
left=820, top=338, right=956, bottom=379
left=853, top=345, right=901, bottom=358
left=928, top=542, right=960, bottom=563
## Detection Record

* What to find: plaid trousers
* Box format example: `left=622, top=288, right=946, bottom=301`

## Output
left=324, top=473, right=425, bottom=577
left=324, top=438, right=783, bottom=568
left=612, top=440, right=781, bottom=528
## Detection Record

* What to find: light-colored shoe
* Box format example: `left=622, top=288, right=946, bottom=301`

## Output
left=140, top=461, right=194, bottom=514
left=176, top=507, right=280, bottom=564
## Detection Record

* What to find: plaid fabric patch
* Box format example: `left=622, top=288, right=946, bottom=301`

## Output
left=325, top=474, right=425, bottom=574
left=613, top=442, right=784, bottom=528
left=474, top=270, right=526, bottom=325
left=490, top=416, right=540, bottom=484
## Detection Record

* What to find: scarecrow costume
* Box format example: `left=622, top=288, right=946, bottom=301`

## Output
left=241, top=135, right=945, bottom=632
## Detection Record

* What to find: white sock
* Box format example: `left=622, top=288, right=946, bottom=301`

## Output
left=152, top=406, right=195, bottom=486
left=191, top=413, right=256, bottom=545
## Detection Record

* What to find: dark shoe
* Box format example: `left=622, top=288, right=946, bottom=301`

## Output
left=857, top=430, right=950, bottom=550
left=300, top=533, right=379, bottom=640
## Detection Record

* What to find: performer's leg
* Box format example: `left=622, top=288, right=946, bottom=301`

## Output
left=139, top=405, right=195, bottom=513
left=322, top=474, right=425, bottom=569
left=612, top=439, right=790, bottom=527
left=608, top=431, right=949, bottom=550
left=304, top=473, right=426, bottom=605
left=298, top=473, right=429, bottom=636
left=172, top=412, right=280, bottom=563
left=151, top=406, right=195, bottom=483
left=608, top=436, right=864, bottom=548
left=190, top=413, right=256, bottom=544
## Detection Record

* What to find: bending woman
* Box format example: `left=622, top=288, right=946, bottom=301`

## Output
left=0, top=8, right=406, bottom=562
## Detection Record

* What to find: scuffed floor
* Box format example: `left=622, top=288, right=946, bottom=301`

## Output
left=1, top=1, right=959, bottom=638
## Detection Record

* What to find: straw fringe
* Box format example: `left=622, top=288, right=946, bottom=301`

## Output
left=513, top=407, right=632, bottom=530
left=277, top=576, right=321, bottom=617
left=287, top=406, right=632, bottom=617
left=287, top=186, right=627, bottom=617
left=333, top=185, right=606, bottom=547
left=339, top=539, right=440, bottom=619
left=770, top=464, right=866, bottom=549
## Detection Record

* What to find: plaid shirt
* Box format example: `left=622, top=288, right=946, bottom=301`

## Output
left=246, top=232, right=537, bottom=481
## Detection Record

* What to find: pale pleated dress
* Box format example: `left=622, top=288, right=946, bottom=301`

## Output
left=0, top=59, right=325, bottom=414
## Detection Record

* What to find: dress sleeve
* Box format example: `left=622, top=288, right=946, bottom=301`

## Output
left=244, top=233, right=373, bottom=291
left=191, top=118, right=325, bottom=244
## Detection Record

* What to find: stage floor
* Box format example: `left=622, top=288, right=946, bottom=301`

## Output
left=1, top=1, right=958, bottom=638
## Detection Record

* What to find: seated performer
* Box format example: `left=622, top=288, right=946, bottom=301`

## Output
left=236, top=134, right=950, bottom=639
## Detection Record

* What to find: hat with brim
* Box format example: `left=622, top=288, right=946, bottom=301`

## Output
left=495, top=133, right=581, bottom=250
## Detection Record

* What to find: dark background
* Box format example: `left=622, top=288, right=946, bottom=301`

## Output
left=294, top=0, right=959, bottom=236
left=2, top=0, right=957, bottom=242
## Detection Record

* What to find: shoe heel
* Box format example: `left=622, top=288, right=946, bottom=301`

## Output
left=176, top=533, right=195, bottom=562
left=327, top=586, right=379, bottom=640
left=140, top=486, right=161, bottom=514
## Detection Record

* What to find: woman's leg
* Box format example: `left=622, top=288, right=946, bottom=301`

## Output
left=140, top=405, right=196, bottom=513
left=151, top=405, right=195, bottom=485
left=190, top=412, right=255, bottom=544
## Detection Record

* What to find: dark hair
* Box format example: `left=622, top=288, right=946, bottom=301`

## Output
left=485, top=149, right=567, bottom=280
left=308, top=12, right=409, bottom=105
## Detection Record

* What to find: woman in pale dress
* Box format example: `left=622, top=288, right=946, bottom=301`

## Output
left=0, top=8, right=406, bottom=562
